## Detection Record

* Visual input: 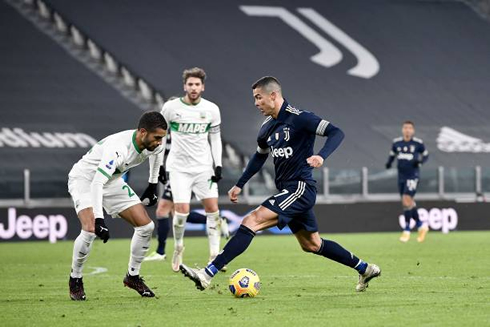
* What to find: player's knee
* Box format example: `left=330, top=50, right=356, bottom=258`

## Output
left=241, top=212, right=260, bottom=232
left=156, top=205, right=171, bottom=217
left=81, top=222, right=95, bottom=233
left=300, top=242, right=320, bottom=253
left=402, top=197, right=413, bottom=209
left=203, top=199, right=218, bottom=213
left=136, top=220, right=154, bottom=237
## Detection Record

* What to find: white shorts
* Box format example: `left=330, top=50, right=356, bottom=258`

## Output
left=169, top=170, right=218, bottom=203
left=68, top=176, right=141, bottom=218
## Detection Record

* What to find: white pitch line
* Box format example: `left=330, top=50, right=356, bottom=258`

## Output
left=86, top=266, right=108, bottom=276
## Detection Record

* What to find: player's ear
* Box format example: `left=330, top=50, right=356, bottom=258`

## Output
left=270, top=91, right=276, bottom=101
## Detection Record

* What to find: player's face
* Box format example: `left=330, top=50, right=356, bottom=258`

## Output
left=184, top=77, right=205, bottom=102
left=253, top=87, right=276, bottom=116
left=402, top=124, right=415, bottom=139
left=142, top=128, right=166, bottom=151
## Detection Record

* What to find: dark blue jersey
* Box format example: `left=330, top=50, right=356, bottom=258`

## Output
left=236, top=100, right=343, bottom=191
left=256, top=101, right=330, bottom=189
left=387, top=137, right=429, bottom=178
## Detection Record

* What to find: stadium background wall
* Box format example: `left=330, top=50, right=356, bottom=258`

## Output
left=1, top=202, right=489, bottom=243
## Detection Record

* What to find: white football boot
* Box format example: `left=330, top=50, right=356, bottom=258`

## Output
left=356, top=263, right=381, bottom=292
left=417, top=225, right=429, bottom=243
left=399, top=231, right=410, bottom=243
left=179, top=264, right=212, bottom=291
left=143, top=251, right=166, bottom=262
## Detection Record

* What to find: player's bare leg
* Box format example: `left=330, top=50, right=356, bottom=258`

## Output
left=202, top=197, right=222, bottom=266
left=144, top=199, right=173, bottom=262
left=119, top=204, right=155, bottom=297
left=294, top=229, right=380, bottom=292
left=69, top=207, right=96, bottom=301
left=172, top=203, right=189, bottom=272
left=180, top=206, right=277, bottom=290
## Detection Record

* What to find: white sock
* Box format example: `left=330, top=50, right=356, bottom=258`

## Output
left=128, top=221, right=154, bottom=276
left=206, top=211, right=221, bottom=258
left=70, top=230, right=96, bottom=278
left=173, top=211, right=188, bottom=249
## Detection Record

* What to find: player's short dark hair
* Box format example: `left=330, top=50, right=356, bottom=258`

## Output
left=183, top=67, right=206, bottom=84
left=403, top=120, right=415, bottom=127
left=138, top=111, right=167, bottom=132
left=252, top=76, right=281, bottom=90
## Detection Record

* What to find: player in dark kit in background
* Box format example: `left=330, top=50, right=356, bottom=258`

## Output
left=386, top=121, right=429, bottom=243
left=180, top=76, right=381, bottom=292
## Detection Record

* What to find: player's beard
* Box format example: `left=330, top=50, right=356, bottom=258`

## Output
left=187, top=90, right=202, bottom=102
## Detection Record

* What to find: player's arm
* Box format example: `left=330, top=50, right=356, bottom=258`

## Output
left=416, top=142, right=429, bottom=167
left=229, top=143, right=269, bottom=203
left=316, top=123, right=345, bottom=163
left=209, top=107, right=223, bottom=183
left=141, top=148, right=164, bottom=206
left=301, top=113, right=344, bottom=168
left=386, top=143, right=397, bottom=169
left=91, top=148, right=120, bottom=242
left=209, top=125, right=223, bottom=183
left=158, top=104, right=172, bottom=185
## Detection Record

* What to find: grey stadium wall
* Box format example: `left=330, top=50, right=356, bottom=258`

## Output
left=2, top=0, right=490, bottom=204
left=42, top=0, right=490, bottom=169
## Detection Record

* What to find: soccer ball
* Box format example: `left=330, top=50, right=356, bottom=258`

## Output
left=228, top=268, right=261, bottom=298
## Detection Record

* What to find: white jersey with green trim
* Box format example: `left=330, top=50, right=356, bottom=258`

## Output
left=69, top=129, right=165, bottom=184
left=161, top=97, right=221, bottom=173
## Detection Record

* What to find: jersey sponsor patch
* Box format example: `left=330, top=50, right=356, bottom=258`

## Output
left=398, top=153, right=414, bottom=160
left=271, top=146, right=293, bottom=158
left=170, top=122, right=210, bottom=134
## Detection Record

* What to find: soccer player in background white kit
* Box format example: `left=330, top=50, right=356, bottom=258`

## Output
left=67, top=111, right=166, bottom=300
left=161, top=67, right=224, bottom=272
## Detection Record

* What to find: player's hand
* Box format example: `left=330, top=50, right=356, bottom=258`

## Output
left=385, top=163, right=392, bottom=169
left=95, top=218, right=110, bottom=243
left=228, top=185, right=242, bottom=203
left=158, top=166, right=168, bottom=185
left=306, top=155, right=324, bottom=168
left=140, top=183, right=158, bottom=206
left=211, top=166, right=222, bottom=183
left=413, top=161, right=421, bottom=168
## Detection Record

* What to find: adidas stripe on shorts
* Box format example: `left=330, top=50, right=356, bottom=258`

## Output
left=262, top=181, right=318, bottom=233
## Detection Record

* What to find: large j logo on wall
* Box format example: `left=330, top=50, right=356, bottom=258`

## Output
left=240, top=6, right=380, bottom=79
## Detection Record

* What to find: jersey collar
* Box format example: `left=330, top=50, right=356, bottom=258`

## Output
left=275, top=99, right=289, bottom=121
left=180, top=97, right=201, bottom=106
left=132, top=130, right=142, bottom=154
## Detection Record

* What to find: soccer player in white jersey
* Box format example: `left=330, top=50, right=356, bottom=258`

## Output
left=67, top=111, right=167, bottom=300
left=161, top=67, right=223, bottom=272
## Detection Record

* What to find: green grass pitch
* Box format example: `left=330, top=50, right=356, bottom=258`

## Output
left=1, top=231, right=490, bottom=326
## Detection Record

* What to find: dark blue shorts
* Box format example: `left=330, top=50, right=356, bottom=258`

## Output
left=261, top=181, right=318, bottom=234
left=398, top=178, right=419, bottom=197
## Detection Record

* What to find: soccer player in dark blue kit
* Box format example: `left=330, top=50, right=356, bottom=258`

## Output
left=180, top=76, right=381, bottom=292
left=385, top=121, right=429, bottom=243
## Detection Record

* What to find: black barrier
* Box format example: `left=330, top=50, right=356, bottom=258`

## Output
left=1, top=201, right=489, bottom=242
